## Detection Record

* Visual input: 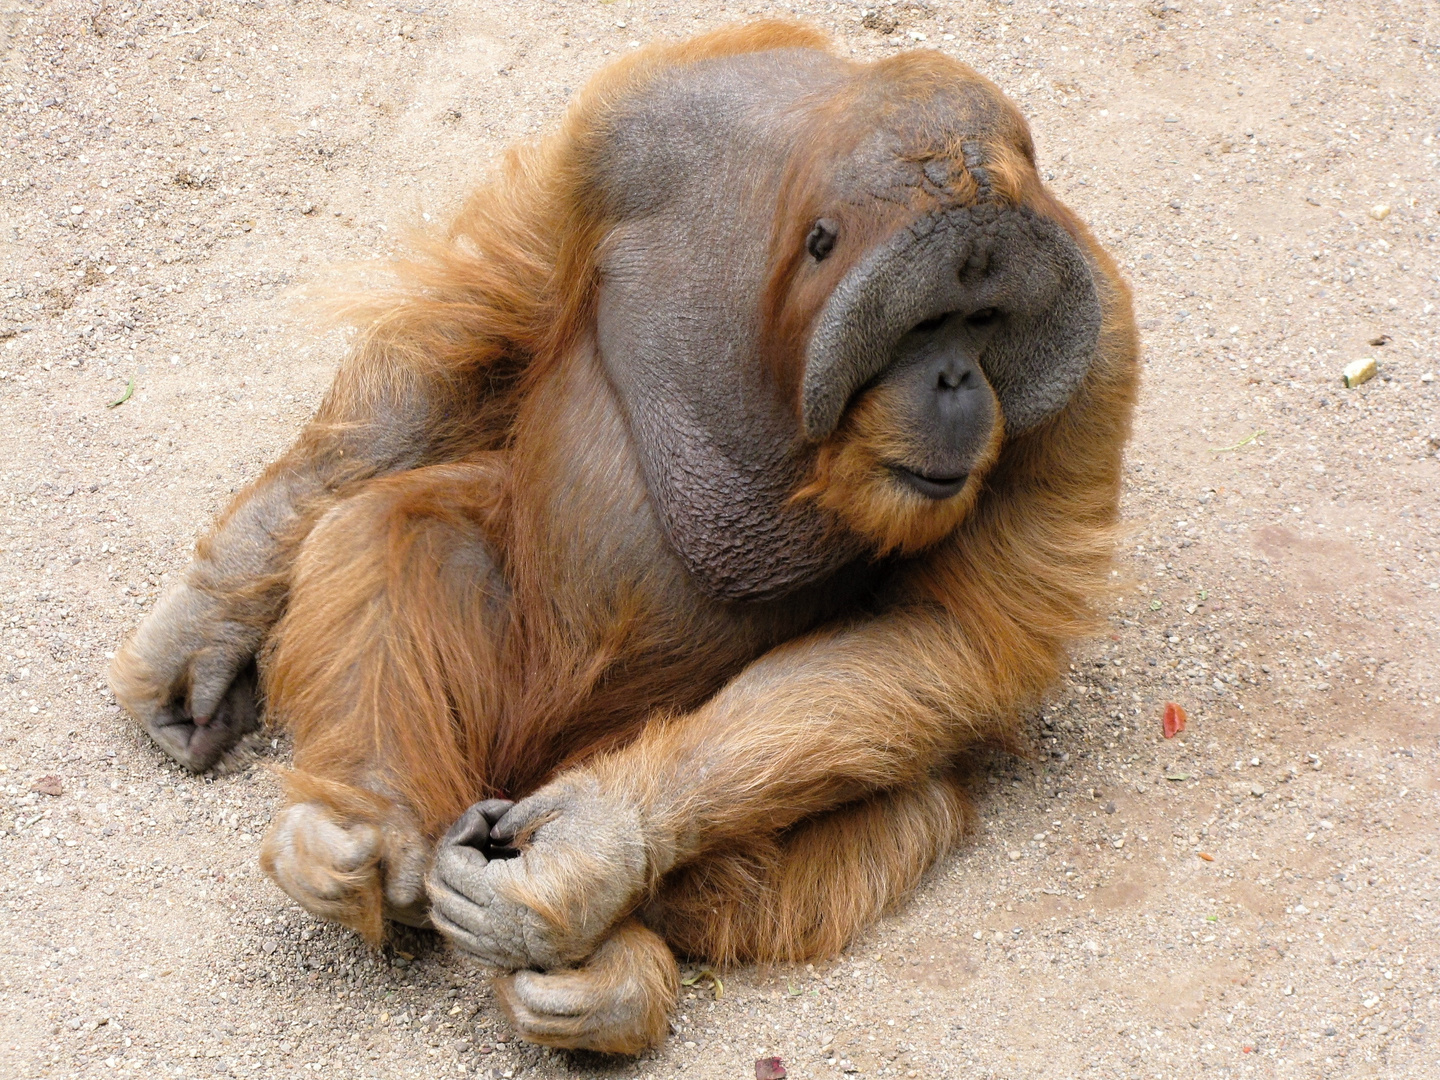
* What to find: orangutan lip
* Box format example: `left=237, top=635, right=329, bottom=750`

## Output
left=890, top=466, right=968, bottom=500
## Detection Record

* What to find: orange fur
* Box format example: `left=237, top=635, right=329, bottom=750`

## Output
left=795, top=382, right=1005, bottom=557
left=648, top=772, right=972, bottom=965
left=265, top=460, right=511, bottom=837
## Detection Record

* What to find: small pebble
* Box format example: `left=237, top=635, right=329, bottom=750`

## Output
left=1342, top=357, right=1376, bottom=388
left=31, top=775, right=63, bottom=797
left=1368, top=203, right=1391, bottom=221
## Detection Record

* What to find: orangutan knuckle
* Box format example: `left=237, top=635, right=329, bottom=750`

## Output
left=266, top=804, right=378, bottom=885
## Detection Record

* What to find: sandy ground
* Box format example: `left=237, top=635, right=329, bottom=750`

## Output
left=1, top=1, right=1438, bottom=1078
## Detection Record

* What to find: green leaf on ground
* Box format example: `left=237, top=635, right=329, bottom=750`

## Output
left=107, top=378, right=134, bottom=409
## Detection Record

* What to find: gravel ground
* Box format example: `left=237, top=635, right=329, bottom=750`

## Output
left=1, top=2, right=1438, bottom=1078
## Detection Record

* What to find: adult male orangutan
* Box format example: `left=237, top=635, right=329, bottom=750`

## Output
left=112, top=22, right=1137, bottom=1053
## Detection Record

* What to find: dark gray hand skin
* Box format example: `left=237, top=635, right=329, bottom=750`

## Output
left=113, top=575, right=270, bottom=772
left=428, top=782, right=651, bottom=971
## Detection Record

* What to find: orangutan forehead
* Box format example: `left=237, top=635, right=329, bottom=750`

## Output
left=585, top=48, right=847, bottom=218
left=846, top=60, right=1024, bottom=146
left=587, top=48, right=1029, bottom=219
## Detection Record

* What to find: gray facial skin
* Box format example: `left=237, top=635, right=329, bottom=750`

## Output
left=588, top=50, right=1102, bottom=601
left=866, top=312, right=1001, bottom=500
left=801, top=204, right=1101, bottom=443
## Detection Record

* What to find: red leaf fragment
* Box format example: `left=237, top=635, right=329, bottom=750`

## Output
left=1162, top=701, right=1187, bottom=739
left=756, top=1056, right=787, bottom=1080
left=31, top=775, right=63, bottom=797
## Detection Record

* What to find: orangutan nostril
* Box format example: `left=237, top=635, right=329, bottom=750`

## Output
left=937, top=367, right=972, bottom=391
left=806, top=219, right=838, bottom=261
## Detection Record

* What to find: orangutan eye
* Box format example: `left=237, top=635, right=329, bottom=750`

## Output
left=806, top=219, right=838, bottom=262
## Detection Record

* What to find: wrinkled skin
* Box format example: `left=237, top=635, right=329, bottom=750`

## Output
left=111, top=583, right=263, bottom=772
left=426, top=784, right=652, bottom=969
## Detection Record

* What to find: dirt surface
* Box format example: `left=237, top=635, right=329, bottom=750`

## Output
left=2, top=1, right=1438, bottom=1078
